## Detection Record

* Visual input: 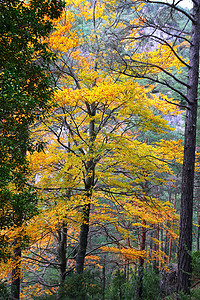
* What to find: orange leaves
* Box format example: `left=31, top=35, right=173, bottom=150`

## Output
left=46, top=10, right=79, bottom=53
left=154, top=139, right=184, bottom=164
left=101, top=246, right=146, bottom=261
left=129, top=43, right=187, bottom=75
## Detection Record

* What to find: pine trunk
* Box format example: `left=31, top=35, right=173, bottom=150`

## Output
left=177, top=0, right=200, bottom=294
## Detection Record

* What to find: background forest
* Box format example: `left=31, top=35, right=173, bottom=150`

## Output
left=1, top=0, right=200, bottom=299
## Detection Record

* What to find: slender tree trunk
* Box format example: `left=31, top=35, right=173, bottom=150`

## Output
left=165, top=193, right=172, bottom=258
left=168, top=236, right=172, bottom=264
left=125, top=259, right=129, bottom=281
left=11, top=240, right=21, bottom=300
left=177, top=0, right=200, bottom=294
left=153, top=224, right=159, bottom=272
left=164, top=227, right=169, bottom=259
left=75, top=203, right=91, bottom=274
left=161, top=229, right=163, bottom=253
left=102, top=259, right=106, bottom=300
left=135, top=219, right=146, bottom=299
left=57, top=224, right=68, bottom=283
left=168, top=194, right=177, bottom=264
left=197, top=203, right=199, bottom=251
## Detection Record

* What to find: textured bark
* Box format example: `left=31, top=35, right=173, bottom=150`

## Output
left=168, top=195, right=177, bottom=264
left=57, top=224, right=67, bottom=283
left=75, top=203, right=91, bottom=274
left=11, top=242, right=21, bottom=300
left=135, top=220, right=146, bottom=299
left=177, top=0, right=200, bottom=294
left=75, top=103, right=96, bottom=274
left=153, top=224, right=159, bottom=272
left=102, top=259, right=106, bottom=300
left=196, top=203, right=199, bottom=251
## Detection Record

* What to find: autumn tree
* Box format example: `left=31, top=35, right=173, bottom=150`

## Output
left=0, top=2, right=186, bottom=298
left=19, top=3, right=184, bottom=297
left=98, top=0, right=200, bottom=294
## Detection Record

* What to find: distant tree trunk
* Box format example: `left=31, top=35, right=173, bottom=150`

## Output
left=164, top=193, right=172, bottom=258
left=177, top=0, right=200, bottom=294
left=57, top=190, right=71, bottom=285
left=197, top=203, right=199, bottom=251
left=102, top=259, right=106, bottom=300
left=168, top=236, right=172, bottom=264
left=161, top=229, right=163, bottom=253
left=153, top=224, right=159, bottom=272
left=164, top=228, right=169, bottom=259
left=135, top=219, right=146, bottom=299
left=11, top=240, right=21, bottom=300
left=57, top=223, right=68, bottom=283
left=125, top=259, right=129, bottom=281
left=168, top=194, right=177, bottom=264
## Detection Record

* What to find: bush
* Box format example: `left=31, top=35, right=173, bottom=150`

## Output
left=0, top=280, right=9, bottom=300
left=34, top=270, right=101, bottom=300
left=106, top=268, right=161, bottom=300
left=142, top=269, right=161, bottom=300
left=192, top=250, right=200, bottom=279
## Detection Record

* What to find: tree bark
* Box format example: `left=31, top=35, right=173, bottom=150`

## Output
left=177, top=0, right=200, bottom=294
left=57, top=224, right=68, bottom=283
left=196, top=203, right=199, bottom=251
left=135, top=219, right=146, bottom=299
left=102, top=258, right=106, bottom=300
left=75, top=203, right=91, bottom=274
left=75, top=103, right=96, bottom=274
left=153, top=224, right=159, bottom=272
left=11, top=241, right=21, bottom=300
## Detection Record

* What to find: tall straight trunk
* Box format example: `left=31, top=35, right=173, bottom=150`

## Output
left=177, top=0, right=200, bottom=294
left=164, top=193, right=172, bottom=258
left=75, top=203, right=91, bottom=274
left=57, top=224, right=67, bottom=283
left=197, top=203, right=199, bottom=251
left=168, top=194, right=177, bottom=264
left=11, top=240, right=21, bottom=300
left=135, top=219, right=146, bottom=299
left=102, top=259, right=106, bottom=300
left=75, top=103, right=96, bottom=274
left=168, top=235, right=172, bottom=264
left=153, top=224, right=159, bottom=272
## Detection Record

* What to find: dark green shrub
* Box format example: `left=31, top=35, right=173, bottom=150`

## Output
left=192, top=250, right=200, bottom=279
left=106, top=268, right=161, bottom=300
left=34, top=270, right=101, bottom=300
left=0, top=280, right=10, bottom=300
left=142, top=269, right=161, bottom=300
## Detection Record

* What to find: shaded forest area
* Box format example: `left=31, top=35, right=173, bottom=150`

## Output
left=1, top=0, right=200, bottom=299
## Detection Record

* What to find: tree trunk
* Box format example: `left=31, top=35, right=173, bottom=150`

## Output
left=57, top=224, right=68, bottom=283
left=169, top=194, right=177, bottom=264
left=75, top=203, right=90, bottom=274
left=153, top=224, right=159, bottom=272
left=102, top=259, right=106, bottom=300
left=11, top=241, right=21, bottom=300
left=197, top=203, right=199, bottom=251
left=177, top=0, right=200, bottom=294
left=135, top=219, right=146, bottom=299
left=75, top=103, right=96, bottom=274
